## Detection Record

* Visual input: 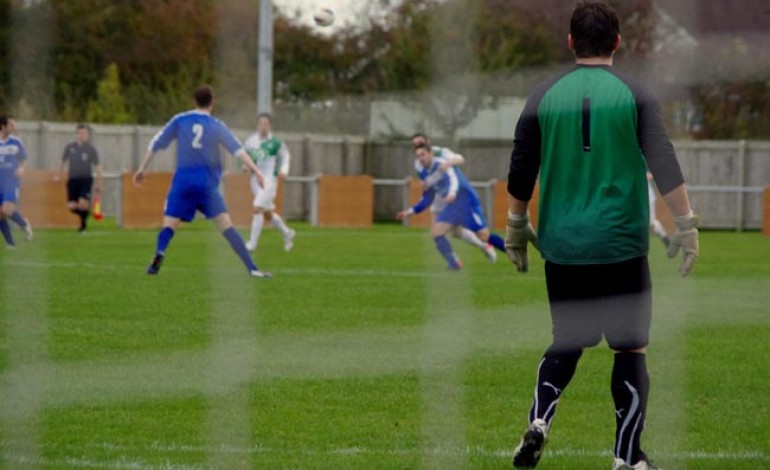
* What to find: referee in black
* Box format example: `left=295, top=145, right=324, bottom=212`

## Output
left=56, top=124, right=103, bottom=232
left=505, top=2, right=700, bottom=469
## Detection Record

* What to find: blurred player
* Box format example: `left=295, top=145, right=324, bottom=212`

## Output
left=397, top=142, right=506, bottom=270
left=133, top=85, right=270, bottom=278
left=647, top=171, right=670, bottom=247
left=243, top=113, right=296, bottom=252
left=55, top=124, right=103, bottom=232
left=410, top=132, right=497, bottom=262
left=0, top=116, right=33, bottom=247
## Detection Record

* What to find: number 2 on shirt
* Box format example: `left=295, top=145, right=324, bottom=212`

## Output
left=192, top=124, right=204, bottom=149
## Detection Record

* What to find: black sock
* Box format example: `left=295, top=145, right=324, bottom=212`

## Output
left=77, top=209, right=89, bottom=230
left=528, top=347, right=583, bottom=426
left=612, top=352, right=649, bottom=465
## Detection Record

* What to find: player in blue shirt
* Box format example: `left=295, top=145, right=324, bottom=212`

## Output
left=133, top=85, right=270, bottom=278
left=0, top=116, right=34, bottom=248
left=410, top=133, right=497, bottom=263
left=397, top=142, right=506, bottom=270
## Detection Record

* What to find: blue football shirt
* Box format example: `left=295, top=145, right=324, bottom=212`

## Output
left=0, top=135, right=28, bottom=186
left=149, top=110, right=244, bottom=189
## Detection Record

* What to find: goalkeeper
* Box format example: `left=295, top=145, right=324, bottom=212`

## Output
left=504, top=2, right=699, bottom=470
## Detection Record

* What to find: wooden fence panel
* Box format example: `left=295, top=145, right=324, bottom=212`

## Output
left=493, top=180, right=539, bottom=231
left=121, top=172, right=170, bottom=228
left=18, top=170, right=73, bottom=228
left=318, top=175, right=373, bottom=228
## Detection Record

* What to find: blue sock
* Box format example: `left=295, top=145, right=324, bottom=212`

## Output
left=9, top=211, right=27, bottom=228
left=0, top=219, right=14, bottom=246
left=434, top=235, right=459, bottom=268
left=156, top=227, right=175, bottom=255
left=223, top=227, right=258, bottom=272
left=488, top=233, right=506, bottom=252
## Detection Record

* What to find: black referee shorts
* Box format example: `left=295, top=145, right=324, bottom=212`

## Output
left=544, top=256, right=652, bottom=352
left=67, top=177, right=93, bottom=202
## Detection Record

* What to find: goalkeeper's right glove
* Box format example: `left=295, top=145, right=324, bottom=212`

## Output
left=667, top=211, right=700, bottom=277
left=505, top=212, right=538, bottom=273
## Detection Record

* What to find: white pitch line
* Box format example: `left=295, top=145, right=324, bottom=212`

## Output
left=3, top=259, right=434, bottom=278
left=4, top=441, right=767, bottom=462
left=3, top=453, right=205, bottom=470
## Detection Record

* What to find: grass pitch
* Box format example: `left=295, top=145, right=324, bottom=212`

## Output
left=1, top=223, right=768, bottom=469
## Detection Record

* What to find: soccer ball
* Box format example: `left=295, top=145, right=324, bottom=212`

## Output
left=313, top=7, right=335, bottom=27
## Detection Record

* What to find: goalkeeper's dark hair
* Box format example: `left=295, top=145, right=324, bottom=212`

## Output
left=0, top=115, right=10, bottom=128
left=570, top=1, right=620, bottom=58
left=194, top=85, right=215, bottom=108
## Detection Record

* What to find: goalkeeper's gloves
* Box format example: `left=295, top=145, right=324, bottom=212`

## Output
left=667, top=211, right=700, bottom=277
left=505, top=212, right=538, bottom=273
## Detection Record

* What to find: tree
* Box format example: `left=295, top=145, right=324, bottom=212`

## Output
left=86, top=63, right=134, bottom=124
left=49, top=0, right=216, bottom=123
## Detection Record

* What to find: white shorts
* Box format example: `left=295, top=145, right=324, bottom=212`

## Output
left=251, top=176, right=278, bottom=210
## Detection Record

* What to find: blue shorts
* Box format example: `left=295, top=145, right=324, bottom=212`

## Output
left=164, top=184, right=228, bottom=222
left=436, top=196, right=487, bottom=232
left=0, top=179, right=19, bottom=204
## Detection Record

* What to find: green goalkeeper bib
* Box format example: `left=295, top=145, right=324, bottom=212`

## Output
left=536, top=66, right=649, bottom=264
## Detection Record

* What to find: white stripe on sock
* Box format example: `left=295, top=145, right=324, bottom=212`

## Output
left=616, top=380, right=641, bottom=461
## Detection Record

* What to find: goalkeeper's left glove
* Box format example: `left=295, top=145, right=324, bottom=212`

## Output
left=505, top=212, right=538, bottom=273
left=667, top=211, right=700, bottom=277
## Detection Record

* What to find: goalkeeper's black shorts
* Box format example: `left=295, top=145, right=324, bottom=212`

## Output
left=544, top=256, right=652, bottom=352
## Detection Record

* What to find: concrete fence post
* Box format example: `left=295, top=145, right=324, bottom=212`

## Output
left=737, top=139, right=747, bottom=232
left=762, top=186, right=770, bottom=237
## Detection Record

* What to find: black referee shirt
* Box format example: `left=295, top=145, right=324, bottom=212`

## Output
left=62, top=142, right=99, bottom=179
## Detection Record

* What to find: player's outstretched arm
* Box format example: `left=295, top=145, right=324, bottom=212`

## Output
left=661, top=183, right=699, bottom=277
left=397, top=188, right=436, bottom=220
left=133, top=151, right=156, bottom=187
left=15, top=160, right=26, bottom=179
left=54, top=158, right=65, bottom=182
left=396, top=209, right=413, bottom=221
left=236, top=150, right=265, bottom=188
left=94, top=163, right=104, bottom=193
